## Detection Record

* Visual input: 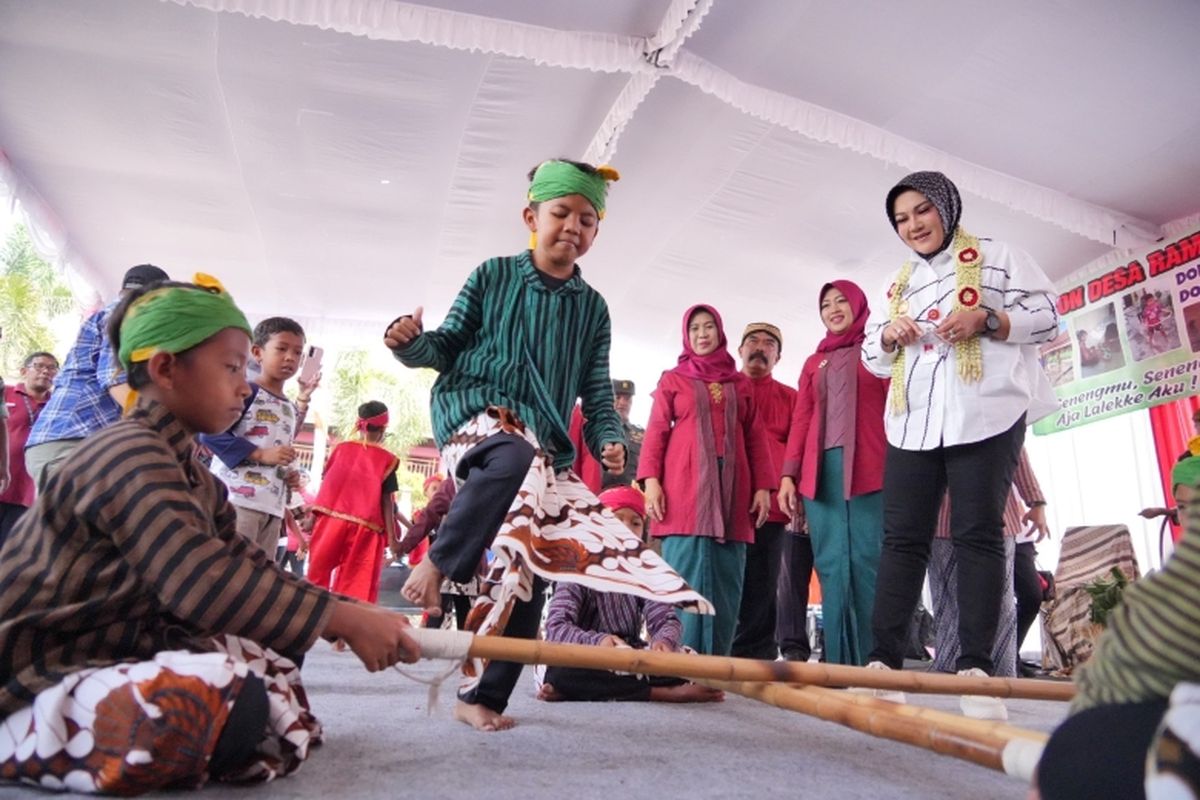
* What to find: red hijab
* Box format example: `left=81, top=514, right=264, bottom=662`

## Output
left=816, top=280, right=870, bottom=353
left=673, top=304, right=739, bottom=383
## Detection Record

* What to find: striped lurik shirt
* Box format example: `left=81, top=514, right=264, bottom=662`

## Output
left=1071, top=498, right=1200, bottom=712
left=394, top=251, right=625, bottom=472
left=0, top=400, right=334, bottom=716
left=544, top=581, right=682, bottom=650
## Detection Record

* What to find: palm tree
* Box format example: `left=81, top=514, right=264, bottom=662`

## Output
left=0, top=224, right=77, bottom=375
left=327, top=347, right=434, bottom=454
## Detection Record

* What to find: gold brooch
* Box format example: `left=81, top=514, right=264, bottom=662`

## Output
left=708, top=382, right=724, bottom=404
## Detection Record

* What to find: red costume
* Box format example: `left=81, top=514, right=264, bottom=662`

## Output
left=569, top=405, right=604, bottom=494
left=307, top=441, right=400, bottom=603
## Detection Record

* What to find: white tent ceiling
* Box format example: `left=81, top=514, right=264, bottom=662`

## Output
left=1, top=0, right=1198, bottom=394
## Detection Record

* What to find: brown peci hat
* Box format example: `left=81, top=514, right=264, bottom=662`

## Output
left=741, top=322, right=783, bottom=351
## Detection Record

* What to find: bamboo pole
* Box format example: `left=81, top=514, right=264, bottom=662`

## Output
left=410, top=629, right=1075, bottom=701
left=702, top=680, right=1046, bottom=781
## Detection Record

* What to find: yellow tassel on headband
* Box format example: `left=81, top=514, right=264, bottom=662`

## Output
left=119, top=272, right=252, bottom=370
left=527, top=161, right=620, bottom=249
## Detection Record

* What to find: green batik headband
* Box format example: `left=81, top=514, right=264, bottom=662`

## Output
left=527, top=160, right=620, bottom=219
left=119, top=273, right=252, bottom=370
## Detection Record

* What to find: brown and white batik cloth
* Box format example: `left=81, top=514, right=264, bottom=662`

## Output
left=0, top=635, right=318, bottom=795
left=446, top=408, right=714, bottom=691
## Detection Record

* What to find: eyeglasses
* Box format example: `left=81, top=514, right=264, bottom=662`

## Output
left=28, top=362, right=59, bottom=373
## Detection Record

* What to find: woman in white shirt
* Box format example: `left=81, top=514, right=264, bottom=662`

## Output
left=861, top=171, right=1058, bottom=718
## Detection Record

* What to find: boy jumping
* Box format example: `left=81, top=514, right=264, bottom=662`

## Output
left=385, top=159, right=710, bottom=732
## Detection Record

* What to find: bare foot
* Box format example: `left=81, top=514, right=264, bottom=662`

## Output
left=454, top=700, right=516, bottom=732
left=649, top=682, right=725, bottom=703
left=332, top=638, right=347, bottom=652
left=536, top=683, right=564, bottom=702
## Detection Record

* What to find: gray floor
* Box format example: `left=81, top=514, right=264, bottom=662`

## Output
left=0, top=642, right=1070, bottom=799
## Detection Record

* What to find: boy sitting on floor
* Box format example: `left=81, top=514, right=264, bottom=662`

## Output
left=539, top=485, right=724, bottom=704
left=0, top=277, right=418, bottom=796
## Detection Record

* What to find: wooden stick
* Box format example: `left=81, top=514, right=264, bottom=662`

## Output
left=412, top=629, right=1075, bottom=701
left=704, top=680, right=1046, bottom=781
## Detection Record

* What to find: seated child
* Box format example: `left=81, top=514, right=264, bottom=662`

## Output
left=539, top=486, right=724, bottom=704
left=200, top=316, right=318, bottom=553
left=307, top=401, right=400, bottom=603
left=1034, top=455, right=1200, bottom=800
left=0, top=277, right=418, bottom=796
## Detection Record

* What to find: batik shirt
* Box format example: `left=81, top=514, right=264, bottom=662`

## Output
left=204, top=385, right=297, bottom=518
left=0, top=399, right=334, bottom=716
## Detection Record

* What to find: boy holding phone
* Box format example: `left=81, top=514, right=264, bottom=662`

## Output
left=201, top=317, right=320, bottom=552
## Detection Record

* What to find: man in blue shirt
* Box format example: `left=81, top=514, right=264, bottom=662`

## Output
left=25, top=264, right=168, bottom=489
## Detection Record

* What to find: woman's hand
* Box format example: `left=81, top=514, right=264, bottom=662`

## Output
left=881, top=315, right=923, bottom=351
left=779, top=476, right=799, bottom=518
left=643, top=478, right=666, bottom=522
left=934, top=309, right=987, bottom=344
left=750, top=489, right=771, bottom=528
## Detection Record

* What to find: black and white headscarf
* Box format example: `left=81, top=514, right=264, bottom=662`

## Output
left=885, top=171, right=962, bottom=259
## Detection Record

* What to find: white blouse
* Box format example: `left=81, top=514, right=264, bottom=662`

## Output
left=862, top=238, right=1060, bottom=451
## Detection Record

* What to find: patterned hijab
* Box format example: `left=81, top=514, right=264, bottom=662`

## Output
left=816, top=280, right=870, bottom=353
left=885, top=171, right=963, bottom=259
left=673, top=304, right=739, bottom=383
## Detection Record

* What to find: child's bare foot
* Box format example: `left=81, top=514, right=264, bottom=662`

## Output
left=536, top=683, right=565, bottom=702
left=454, top=700, right=515, bottom=731
left=649, top=682, right=725, bottom=703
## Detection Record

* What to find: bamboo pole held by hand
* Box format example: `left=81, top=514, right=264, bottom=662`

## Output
left=409, top=629, right=1074, bottom=701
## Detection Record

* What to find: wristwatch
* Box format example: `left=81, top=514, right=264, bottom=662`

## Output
left=984, top=309, right=1001, bottom=337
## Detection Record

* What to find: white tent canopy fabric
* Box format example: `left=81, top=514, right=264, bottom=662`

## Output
left=1, top=0, right=1198, bottom=393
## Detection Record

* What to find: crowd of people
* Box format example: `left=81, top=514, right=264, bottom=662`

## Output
left=0, top=160, right=1194, bottom=799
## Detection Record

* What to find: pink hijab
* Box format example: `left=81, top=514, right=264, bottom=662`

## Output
left=673, top=304, right=739, bottom=383
left=816, top=280, right=870, bottom=353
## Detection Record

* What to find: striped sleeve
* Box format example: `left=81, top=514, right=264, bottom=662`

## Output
left=644, top=599, right=682, bottom=649
left=1011, top=449, right=1044, bottom=506
left=1072, top=521, right=1200, bottom=711
left=544, top=583, right=607, bottom=647
left=395, top=263, right=487, bottom=374
left=86, top=428, right=334, bottom=654
left=578, top=300, right=625, bottom=461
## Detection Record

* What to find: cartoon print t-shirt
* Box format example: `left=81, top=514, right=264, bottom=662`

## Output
left=211, top=386, right=296, bottom=518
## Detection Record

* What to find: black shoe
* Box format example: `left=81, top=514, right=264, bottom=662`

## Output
left=1018, top=660, right=1041, bottom=678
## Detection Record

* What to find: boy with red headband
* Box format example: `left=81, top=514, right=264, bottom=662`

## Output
left=539, top=486, right=724, bottom=704
left=306, top=400, right=400, bottom=604
left=384, top=158, right=710, bottom=731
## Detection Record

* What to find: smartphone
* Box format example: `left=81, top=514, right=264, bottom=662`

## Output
left=298, top=345, right=323, bottom=383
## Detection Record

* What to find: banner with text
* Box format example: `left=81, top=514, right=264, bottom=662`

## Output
left=1033, top=227, right=1200, bottom=435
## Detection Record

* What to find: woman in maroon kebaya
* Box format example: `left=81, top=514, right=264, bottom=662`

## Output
left=638, top=304, right=773, bottom=655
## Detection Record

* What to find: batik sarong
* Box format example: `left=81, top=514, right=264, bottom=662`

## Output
left=447, top=408, right=713, bottom=690
left=0, top=635, right=318, bottom=795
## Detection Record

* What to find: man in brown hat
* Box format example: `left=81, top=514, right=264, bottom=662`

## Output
left=731, top=323, right=808, bottom=661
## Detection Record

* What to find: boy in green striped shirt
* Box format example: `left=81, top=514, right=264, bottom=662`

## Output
left=1035, top=455, right=1200, bottom=799
left=384, top=159, right=710, bottom=732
